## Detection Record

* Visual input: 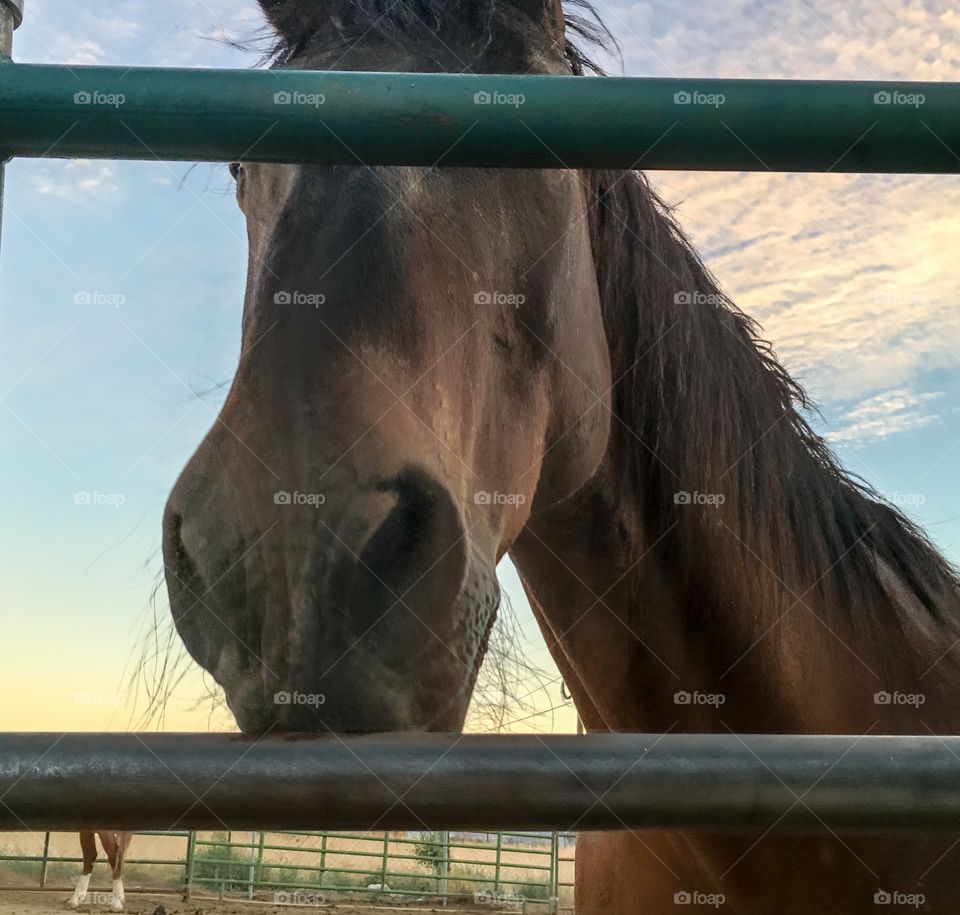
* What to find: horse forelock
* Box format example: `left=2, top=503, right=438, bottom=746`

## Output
left=259, top=0, right=613, bottom=73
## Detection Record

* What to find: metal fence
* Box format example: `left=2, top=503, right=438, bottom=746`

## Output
left=0, top=829, right=575, bottom=912
left=1, top=4, right=958, bottom=913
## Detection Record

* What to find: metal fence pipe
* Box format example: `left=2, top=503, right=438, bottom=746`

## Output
left=0, top=67, right=958, bottom=172
left=3, top=732, right=960, bottom=832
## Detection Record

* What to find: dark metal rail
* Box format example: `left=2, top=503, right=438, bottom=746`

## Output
left=2, top=732, right=960, bottom=832
left=0, top=67, right=958, bottom=172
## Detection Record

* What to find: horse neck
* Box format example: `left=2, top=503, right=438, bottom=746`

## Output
left=513, top=452, right=960, bottom=736
left=510, top=170, right=960, bottom=734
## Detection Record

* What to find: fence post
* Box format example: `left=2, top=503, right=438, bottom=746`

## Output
left=380, top=832, right=390, bottom=887
left=319, top=833, right=328, bottom=888
left=254, top=832, right=265, bottom=897
left=38, top=831, right=50, bottom=888
left=439, top=830, right=449, bottom=906
left=247, top=831, right=258, bottom=900
left=494, top=832, right=502, bottom=893
left=0, top=0, right=23, bottom=252
left=549, top=833, right=559, bottom=915
left=183, top=832, right=196, bottom=901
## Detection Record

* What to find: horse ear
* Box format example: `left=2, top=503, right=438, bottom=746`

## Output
left=258, top=0, right=302, bottom=41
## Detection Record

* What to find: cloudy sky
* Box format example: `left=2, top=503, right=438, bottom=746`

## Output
left=1, top=0, right=958, bottom=733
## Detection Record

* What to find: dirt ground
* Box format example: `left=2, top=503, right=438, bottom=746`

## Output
left=0, top=891, right=499, bottom=915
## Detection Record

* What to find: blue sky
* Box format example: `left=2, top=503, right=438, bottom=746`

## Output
left=1, top=0, right=958, bottom=732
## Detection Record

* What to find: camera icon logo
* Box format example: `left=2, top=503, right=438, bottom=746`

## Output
left=474, top=491, right=492, bottom=505
left=874, top=90, right=892, bottom=105
left=474, top=91, right=492, bottom=105
left=274, top=691, right=292, bottom=705
left=674, top=491, right=692, bottom=505
left=274, top=491, right=292, bottom=505
left=74, top=90, right=92, bottom=105
left=674, top=691, right=692, bottom=705
left=674, top=291, right=692, bottom=304
left=673, top=91, right=692, bottom=105
left=274, top=291, right=292, bottom=304
left=674, top=890, right=692, bottom=904
left=874, top=890, right=892, bottom=904
left=874, top=691, right=892, bottom=705
left=474, top=291, right=492, bottom=304
left=274, top=91, right=292, bottom=105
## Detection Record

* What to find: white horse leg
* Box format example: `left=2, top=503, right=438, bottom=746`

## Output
left=110, top=876, right=125, bottom=911
left=69, top=872, right=91, bottom=908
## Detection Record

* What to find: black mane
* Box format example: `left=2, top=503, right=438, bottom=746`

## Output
left=261, top=0, right=614, bottom=73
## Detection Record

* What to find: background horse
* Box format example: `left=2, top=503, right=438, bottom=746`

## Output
left=163, top=1, right=960, bottom=911
left=69, top=831, right=131, bottom=911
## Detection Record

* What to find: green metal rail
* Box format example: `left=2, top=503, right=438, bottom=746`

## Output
left=0, top=65, right=958, bottom=172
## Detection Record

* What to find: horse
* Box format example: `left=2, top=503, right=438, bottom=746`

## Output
left=69, top=831, right=131, bottom=911
left=161, top=2, right=960, bottom=912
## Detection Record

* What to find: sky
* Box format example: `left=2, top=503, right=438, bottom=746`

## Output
left=1, top=0, right=958, bottom=734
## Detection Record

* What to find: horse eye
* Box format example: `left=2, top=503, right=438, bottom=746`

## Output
left=228, top=162, right=244, bottom=181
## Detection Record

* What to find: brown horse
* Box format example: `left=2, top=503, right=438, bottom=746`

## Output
left=162, top=2, right=960, bottom=912
left=69, top=831, right=131, bottom=911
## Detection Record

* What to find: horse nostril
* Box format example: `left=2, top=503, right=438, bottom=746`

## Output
left=351, top=466, right=468, bottom=630
left=162, top=508, right=219, bottom=672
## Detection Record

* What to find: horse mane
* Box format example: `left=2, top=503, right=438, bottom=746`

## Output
left=588, top=167, right=960, bottom=655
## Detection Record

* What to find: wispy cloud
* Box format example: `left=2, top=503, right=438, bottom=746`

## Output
left=623, top=0, right=960, bottom=439
left=829, top=388, right=945, bottom=446
left=26, top=161, right=121, bottom=201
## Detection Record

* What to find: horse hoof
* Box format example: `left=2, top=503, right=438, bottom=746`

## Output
left=68, top=897, right=83, bottom=909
